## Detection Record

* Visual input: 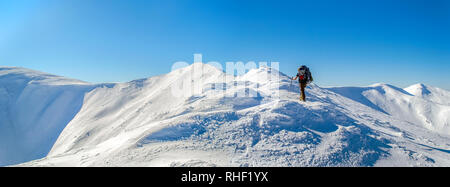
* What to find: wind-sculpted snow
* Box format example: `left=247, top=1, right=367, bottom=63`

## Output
left=1, top=64, right=449, bottom=166
left=179, top=100, right=390, bottom=166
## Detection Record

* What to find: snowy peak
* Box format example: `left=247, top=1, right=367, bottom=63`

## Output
left=328, top=83, right=450, bottom=135
left=404, top=83, right=432, bottom=96
left=166, top=62, right=229, bottom=86
left=170, top=62, right=225, bottom=76
left=367, top=83, right=413, bottom=96
left=405, top=83, right=450, bottom=105
left=245, top=65, right=288, bottom=77
left=0, top=66, right=89, bottom=85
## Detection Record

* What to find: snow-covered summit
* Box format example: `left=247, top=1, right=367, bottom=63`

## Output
left=0, top=67, right=98, bottom=166
left=328, top=83, right=450, bottom=135
left=405, top=83, right=431, bottom=96
left=1, top=63, right=449, bottom=167
left=405, top=83, right=450, bottom=106
left=0, top=66, right=90, bottom=85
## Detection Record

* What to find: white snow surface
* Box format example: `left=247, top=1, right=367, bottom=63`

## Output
left=1, top=64, right=449, bottom=167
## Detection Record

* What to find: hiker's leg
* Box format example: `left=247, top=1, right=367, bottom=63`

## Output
left=300, top=83, right=306, bottom=101
left=298, top=83, right=303, bottom=100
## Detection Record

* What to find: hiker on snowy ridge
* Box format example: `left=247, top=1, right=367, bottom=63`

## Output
left=292, top=65, right=313, bottom=102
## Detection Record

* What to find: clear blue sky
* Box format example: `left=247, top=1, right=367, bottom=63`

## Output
left=1, top=0, right=449, bottom=89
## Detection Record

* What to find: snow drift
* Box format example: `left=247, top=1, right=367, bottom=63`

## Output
left=1, top=64, right=449, bottom=167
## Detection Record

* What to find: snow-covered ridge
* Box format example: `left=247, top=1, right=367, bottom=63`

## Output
left=1, top=64, right=449, bottom=167
left=327, top=83, right=450, bottom=135
left=0, top=67, right=107, bottom=166
left=0, top=67, right=90, bottom=85
left=405, top=83, right=450, bottom=105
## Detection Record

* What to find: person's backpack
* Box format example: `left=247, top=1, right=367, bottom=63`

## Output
left=298, top=65, right=313, bottom=84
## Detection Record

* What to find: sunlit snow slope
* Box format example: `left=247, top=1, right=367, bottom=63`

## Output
left=0, top=67, right=104, bottom=166
left=1, top=64, right=449, bottom=167
left=328, top=83, right=450, bottom=135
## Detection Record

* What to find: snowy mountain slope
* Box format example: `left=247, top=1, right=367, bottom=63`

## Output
left=2, top=64, right=449, bottom=167
left=327, top=83, right=450, bottom=135
left=0, top=67, right=108, bottom=166
left=405, top=83, right=450, bottom=105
